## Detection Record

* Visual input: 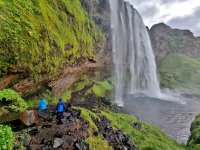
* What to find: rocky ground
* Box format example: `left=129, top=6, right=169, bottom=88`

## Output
left=9, top=89, right=136, bottom=150
left=13, top=102, right=136, bottom=150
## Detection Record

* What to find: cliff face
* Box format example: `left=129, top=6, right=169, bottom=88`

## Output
left=150, top=23, right=200, bottom=62
left=80, top=0, right=112, bottom=65
left=80, top=0, right=110, bottom=36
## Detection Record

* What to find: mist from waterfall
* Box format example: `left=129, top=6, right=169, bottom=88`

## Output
left=110, top=0, right=161, bottom=106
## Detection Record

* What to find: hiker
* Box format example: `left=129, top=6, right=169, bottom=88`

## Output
left=37, top=98, right=47, bottom=111
left=56, top=98, right=66, bottom=120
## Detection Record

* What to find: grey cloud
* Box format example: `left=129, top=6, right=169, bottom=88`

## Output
left=159, top=0, right=188, bottom=5
left=167, top=7, right=200, bottom=36
left=128, top=0, right=149, bottom=5
left=140, top=5, right=159, bottom=18
left=128, top=0, right=200, bottom=36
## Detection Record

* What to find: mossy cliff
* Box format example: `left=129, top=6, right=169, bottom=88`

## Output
left=0, top=0, right=104, bottom=79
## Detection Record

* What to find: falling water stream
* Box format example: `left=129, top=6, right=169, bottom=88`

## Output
left=110, top=0, right=160, bottom=106
left=110, top=0, right=200, bottom=144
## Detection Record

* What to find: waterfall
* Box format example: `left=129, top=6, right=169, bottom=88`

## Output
left=110, top=0, right=161, bottom=106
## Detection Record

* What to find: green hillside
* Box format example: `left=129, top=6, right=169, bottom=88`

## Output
left=158, top=53, right=200, bottom=94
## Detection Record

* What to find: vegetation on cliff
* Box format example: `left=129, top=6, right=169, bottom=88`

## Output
left=0, top=0, right=104, bottom=79
left=158, top=53, right=200, bottom=94
left=187, top=114, right=200, bottom=150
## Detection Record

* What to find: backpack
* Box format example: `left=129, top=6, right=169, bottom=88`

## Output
left=57, top=103, right=64, bottom=113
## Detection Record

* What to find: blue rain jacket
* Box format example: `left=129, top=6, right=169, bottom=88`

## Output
left=37, top=99, right=47, bottom=110
left=56, top=98, right=66, bottom=113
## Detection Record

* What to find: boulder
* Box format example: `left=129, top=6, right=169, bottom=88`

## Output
left=53, top=138, right=63, bottom=149
left=20, top=110, right=39, bottom=126
left=74, top=140, right=89, bottom=150
left=63, top=112, right=71, bottom=118
left=18, top=134, right=31, bottom=147
left=134, top=122, right=141, bottom=130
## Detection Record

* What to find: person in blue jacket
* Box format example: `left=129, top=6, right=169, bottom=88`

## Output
left=37, top=98, right=47, bottom=111
left=56, top=98, right=66, bottom=119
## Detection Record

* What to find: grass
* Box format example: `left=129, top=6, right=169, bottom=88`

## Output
left=158, top=53, right=200, bottom=94
left=85, top=136, right=113, bottom=150
left=101, top=110, right=185, bottom=150
left=72, top=106, right=100, bottom=134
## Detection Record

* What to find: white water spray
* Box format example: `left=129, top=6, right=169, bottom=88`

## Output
left=110, top=0, right=161, bottom=106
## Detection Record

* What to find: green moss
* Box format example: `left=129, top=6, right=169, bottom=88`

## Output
left=101, top=111, right=185, bottom=150
left=26, top=99, right=38, bottom=108
left=74, top=75, right=91, bottom=92
left=0, top=125, right=14, bottom=150
left=85, top=136, right=113, bottom=150
left=73, top=106, right=100, bottom=134
left=92, top=80, right=114, bottom=97
left=0, top=89, right=27, bottom=116
left=61, top=90, right=71, bottom=102
left=158, top=53, right=200, bottom=94
left=0, top=0, right=104, bottom=79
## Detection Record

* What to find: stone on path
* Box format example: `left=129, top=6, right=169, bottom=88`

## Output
left=20, top=110, right=39, bottom=126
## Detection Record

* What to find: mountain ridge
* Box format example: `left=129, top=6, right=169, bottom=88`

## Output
left=149, top=22, right=200, bottom=62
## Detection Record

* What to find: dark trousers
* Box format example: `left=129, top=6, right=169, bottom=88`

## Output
left=57, top=112, right=63, bottom=120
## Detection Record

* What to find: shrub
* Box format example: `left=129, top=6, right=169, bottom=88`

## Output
left=0, top=125, right=14, bottom=150
left=0, top=89, right=27, bottom=116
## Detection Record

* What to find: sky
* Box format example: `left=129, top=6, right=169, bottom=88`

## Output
left=126, top=0, right=200, bottom=36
